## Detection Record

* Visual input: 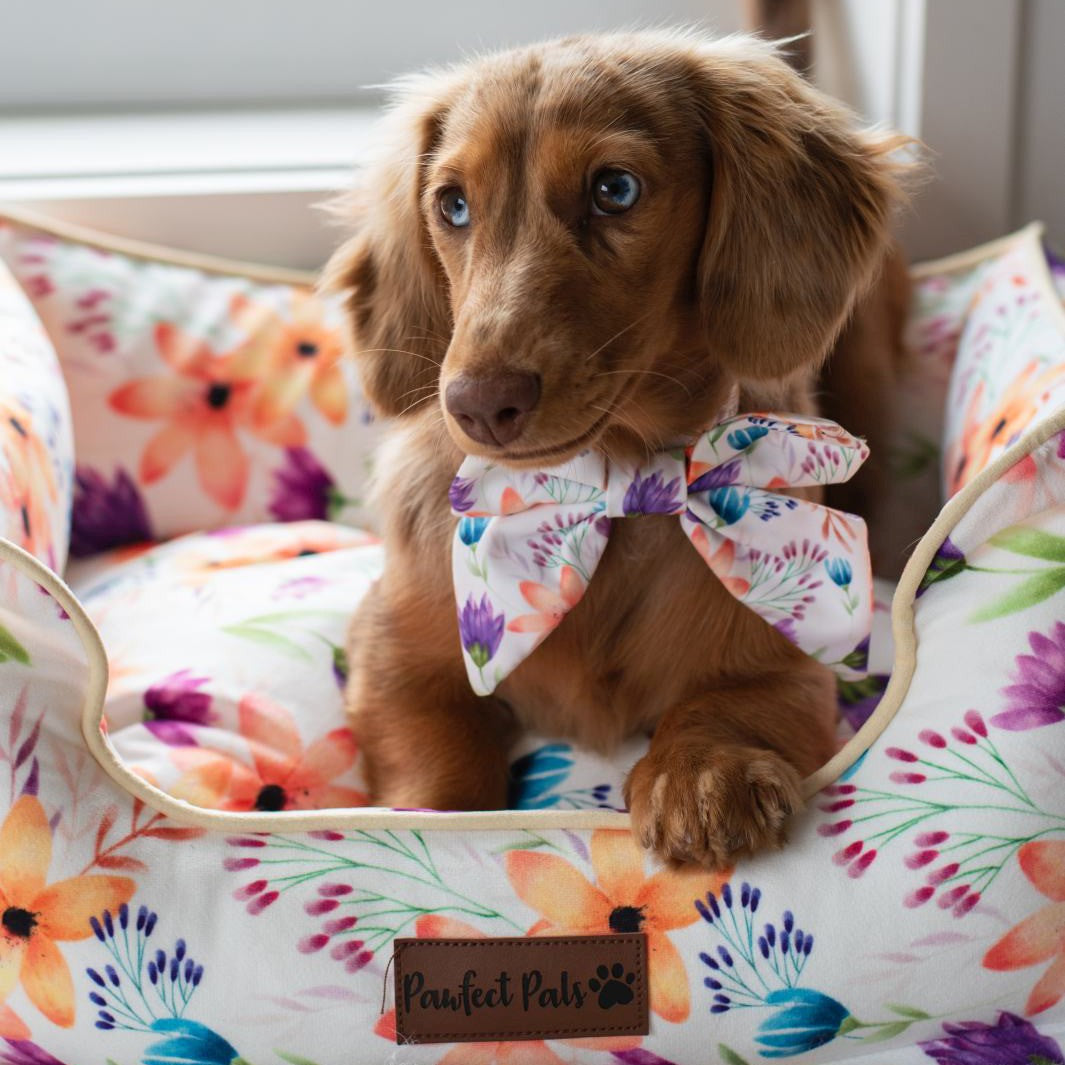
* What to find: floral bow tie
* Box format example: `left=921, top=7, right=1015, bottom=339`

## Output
left=450, top=413, right=872, bottom=696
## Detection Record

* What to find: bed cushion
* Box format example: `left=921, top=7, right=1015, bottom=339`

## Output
left=64, top=521, right=897, bottom=818
left=0, top=208, right=384, bottom=558
left=0, top=257, right=74, bottom=572
left=0, top=219, right=1063, bottom=1064
left=942, top=228, right=1065, bottom=495
left=867, top=223, right=1065, bottom=576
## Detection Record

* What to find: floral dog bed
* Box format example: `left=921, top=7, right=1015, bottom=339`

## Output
left=0, top=207, right=1063, bottom=1065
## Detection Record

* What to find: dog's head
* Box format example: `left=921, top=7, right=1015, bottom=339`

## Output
left=323, top=31, right=908, bottom=465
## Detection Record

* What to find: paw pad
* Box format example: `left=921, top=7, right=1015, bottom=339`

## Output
left=587, top=962, right=636, bottom=1008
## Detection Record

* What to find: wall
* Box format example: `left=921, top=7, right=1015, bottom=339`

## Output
left=1014, top=0, right=1065, bottom=250
left=814, top=0, right=1063, bottom=262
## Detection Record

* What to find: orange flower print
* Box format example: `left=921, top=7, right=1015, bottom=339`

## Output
left=0, top=1003, right=29, bottom=1039
left=373, top=915, right=640, bottom=1063
left=169, top=693, right=366, bottom=811
left=948, top=360, right=1065, bottom=495
left=192, top=527, right=356, bottom=573
left=229, top=292, right=348, bottom=428
left=507, top=566, right=584, bottom=634
left=0, top=405, right=58, bottom=564
left=109, top=322, right=307, bottom=510
left=0, top=796, right=136, bottom=1027
left=507, top=829, right=728, bottom=1023
left=984, top=841, right=1065, bottom=1015
left=688, top=528, right=751, bottom=597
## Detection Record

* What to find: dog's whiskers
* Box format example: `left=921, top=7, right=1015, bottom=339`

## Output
left=590, top=402, right=653, bottom=461
left=348, top=346, right=442, bottom=369
left=582, top=311, right=654, bottom=363
left=397, top=393, right=440, bottom=418
left=593, top=367, right=693, bottom=397
left=400, top=333, right=449, bottom=351
left=403, top=327, right=451, bottom=346
left=395, top=383, right=440, bottom=403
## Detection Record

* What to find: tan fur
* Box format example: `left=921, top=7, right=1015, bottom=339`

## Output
left=323, top=30, right=911, bottom=868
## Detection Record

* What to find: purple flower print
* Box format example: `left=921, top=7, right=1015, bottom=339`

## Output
left=688, top=458, right=741, bottom=495
left=331, top=643, right=348, bottom=688
left=0, top=1041, right=70, bottom=1065
left=298, top=883, right=373, bottom=973
left=840, top=634, right=870, bottom=674
left=917, top=536, right=967, bottom=597
left=70, top=466, right=153, bottom=558
left=65, top=287, right=116, bottom=353
left=622, top=471, right=683, bottom=515
left=272, top=575, right=328, bottom=600
left=458, top=594, right=504, bottom=670
left=449, top=476, right=476, bottom=513
left=837, top=672, right=889, bottom=732
left=22, top=275, right=53, bottom=300
left=918, top=1011, right=1063, bottom=1065
left=143, top=670, right=215, bottom=746
left=992, top=621, right=1065, bottom=731
left=269, top=447, right=337, bottom=522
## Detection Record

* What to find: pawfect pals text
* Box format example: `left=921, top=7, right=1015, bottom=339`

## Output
left=402, top=966, right=590, bottom=1015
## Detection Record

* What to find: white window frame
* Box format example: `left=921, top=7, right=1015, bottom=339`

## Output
left=0, top=0, right=1041, bottom=267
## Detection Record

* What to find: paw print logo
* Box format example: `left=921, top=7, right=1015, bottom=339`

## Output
left=588, top=963, right=636, bottom=1009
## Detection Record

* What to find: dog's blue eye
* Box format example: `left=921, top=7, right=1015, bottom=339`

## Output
left=591, top=169, right=640, bottom=215
left=439, top=187, right=470, bottom=228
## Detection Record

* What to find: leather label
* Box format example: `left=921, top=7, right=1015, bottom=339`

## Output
left=392, top=934, right=649, bottom=1044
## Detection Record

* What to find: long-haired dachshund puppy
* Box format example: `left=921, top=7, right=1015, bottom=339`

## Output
left=323, top=30, right=909, bottom=869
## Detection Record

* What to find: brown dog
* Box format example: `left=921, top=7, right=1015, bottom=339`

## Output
left=323, top=30, right=909, bottom=869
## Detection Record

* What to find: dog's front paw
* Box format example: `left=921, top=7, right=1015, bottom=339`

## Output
left=625, top=746, right=803, bottom=870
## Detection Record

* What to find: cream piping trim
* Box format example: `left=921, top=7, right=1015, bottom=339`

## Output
left=74, top=399, right=1065, bottom=830
left=0, top=222, right=1056, bottom=832
left=808, top=222, right=1065, bottom=791
left=805, top=406, right=1065, bottom=794
left=0, top=204, right=318, bottom=287
left=909, top=222, right=1044, bottom=280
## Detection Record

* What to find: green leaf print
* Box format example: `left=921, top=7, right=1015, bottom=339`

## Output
left=859, top=1020, right=914, bottom=1043
left=885, top=1003, right=931, bottom=1020
left=0, top=624, right=30, bottom=664
left=222, top=609, right=349, bottom=662
left=919, top=550, right=967, bottom=594
left=718, top=1045, right=753, bottom=1065
left=969, top=567, right=1065, bottom=622
left=989, top=527, right=1065, bottom=562
left=221, top=624, right=313, bottom=661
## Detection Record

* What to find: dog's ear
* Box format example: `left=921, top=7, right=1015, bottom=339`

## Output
left=690, top=38, right=911, bottom=380
left=320, top=73, right=457, bottom=416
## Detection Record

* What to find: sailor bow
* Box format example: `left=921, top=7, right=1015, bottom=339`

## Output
left=450, top=413, right=872, bottom=695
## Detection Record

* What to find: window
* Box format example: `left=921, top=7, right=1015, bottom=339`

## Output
left=0, top=1, right=741, bottom=265
left=1, top=0, right=741, bottom=110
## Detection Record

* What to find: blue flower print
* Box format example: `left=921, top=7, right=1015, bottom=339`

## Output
left=755, top=988, right=849, bottom=1058
left=458, top=516, right=490, bottom=545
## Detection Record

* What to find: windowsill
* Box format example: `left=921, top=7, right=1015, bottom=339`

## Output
left=0, top=105, right=376, bottom=193
left=0, top=106, right=379, bottom=269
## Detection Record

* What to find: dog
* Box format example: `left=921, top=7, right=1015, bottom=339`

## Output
left=322, top=30, right=910, bottom=869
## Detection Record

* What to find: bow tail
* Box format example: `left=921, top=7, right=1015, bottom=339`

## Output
left=452, top=505, right=613, bottom=695
left=682, top=489, right=873, bottom=679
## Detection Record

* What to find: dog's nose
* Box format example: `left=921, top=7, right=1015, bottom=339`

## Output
left=444, top=372, right=541, bottom=447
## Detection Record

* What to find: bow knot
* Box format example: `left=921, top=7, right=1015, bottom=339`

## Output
left=451, top=413, right=872, bottom=695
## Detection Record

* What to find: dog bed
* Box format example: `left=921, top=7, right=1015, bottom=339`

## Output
left=0, top=207, right=1064, bottom=1065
